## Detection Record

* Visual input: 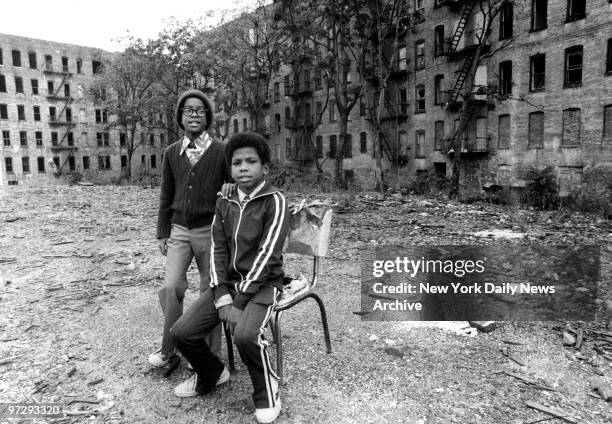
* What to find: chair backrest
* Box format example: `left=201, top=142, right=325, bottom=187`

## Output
left=283, top=204, right=332, bottom=258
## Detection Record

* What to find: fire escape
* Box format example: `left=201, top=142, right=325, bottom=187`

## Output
left=441, top=0, right=489, bottom=156
left=45, top=60, right=76, bottom=173
left=285, top=66, right=315, bottom=162
left=363, top=36, right=411, bottom=166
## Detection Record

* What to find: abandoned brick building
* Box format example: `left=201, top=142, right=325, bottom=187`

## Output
left=227, top=0, right=612, bottom=196
left=0, top=33, right=165, bottom=185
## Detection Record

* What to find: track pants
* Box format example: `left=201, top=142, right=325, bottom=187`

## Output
left=171, top=287, right=279, bottom=408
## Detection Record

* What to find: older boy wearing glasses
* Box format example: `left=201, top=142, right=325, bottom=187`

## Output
left=150, top=89, right=231, bottom=368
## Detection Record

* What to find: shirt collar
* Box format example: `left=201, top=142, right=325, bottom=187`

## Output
left=180, top=132, right=212, bottom=156
left=237, top=180, right=266, bottom=203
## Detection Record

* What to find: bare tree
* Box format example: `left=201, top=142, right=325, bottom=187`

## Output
left=92, top=44, right=162, bottom=181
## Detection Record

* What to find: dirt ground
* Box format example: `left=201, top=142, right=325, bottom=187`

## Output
left=0, top=184, right=611, bottom=424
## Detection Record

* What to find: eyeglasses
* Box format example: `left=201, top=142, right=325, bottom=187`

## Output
left=182, top=107, right=207, bottom=117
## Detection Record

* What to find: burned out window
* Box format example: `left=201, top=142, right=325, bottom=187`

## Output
left=47, top=81, right=54, bottom=95
left=566, top=0, right=585, bottom=22
left=151, top=155, right=157, bottom=169
left=499, top=61, right=512, bottom=95
left=499, top=3, right=513, bottom=40
left=329, top=135, right=337, bottom=158
left=434, top=74, right=445, bottom=104
left=0, top=75, right=5, bottom=92
left=528, top=111, right=544, bottom=148
left=343, top=134, right=353, bottom=158
left=62, top=57, right=69, bottom=73
left=564, top=46, right=583, bottom=87
left=92, top=60, right=102, bottom=74
left=0, top=104, right=7, bottom=120
left=83, top=156, right=90, bottom=170
left=45, top=55, right=53, bottom=71
left=17, top=105, right=25, bottom=121
left=67, top=132, right=74, bottom=146
left=530, top=54, right=545, bottom=91
left=360, top=132, right=367, bottom=153
left=28, top=52, right=37, bottom=69
left=434, top=120, right=445, bottom=151
left=606, top=39, right=612, bottom=74
left=399, top=88, right=408, bottom=114
left=434, top=25, right=445, bottom=56
left=37, top=157, right=45, bottom=172
left=531, top=0, right=547, bottom=31
left=12, top=50, right=21, bottom=67
left=562, top=108, right=581, bottom=145
left=498, top=114, right=511, bottom=149
left=15, top=76, right=23, bottom=94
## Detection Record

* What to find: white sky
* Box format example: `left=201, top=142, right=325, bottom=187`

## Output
left=2, top=0, right=260, bottom=52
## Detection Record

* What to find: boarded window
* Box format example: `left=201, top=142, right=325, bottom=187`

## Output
left=498, top=114, right=511, bottom=149
left=476, top=118, right=488, bottom=150
left=434, top=75, right=445, bottom=104
left=603, top=105, right=612, bottom=143
left=528, top=112, right=544, bottom=147
left=558, top=166, right=583, bottom=196
left=415, top=130, right=425, bottom=158
left=530, top=54, right=545, bottom=91
left=562, top=108, right=581, bottom=145
left=497, top=164, right=512, bottom=185
left=434, top=120, right=445, bottom=151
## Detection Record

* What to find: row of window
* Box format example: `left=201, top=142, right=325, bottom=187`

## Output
left=1, top=130, right=165, bottom=147
left=0, top=103, right=109, bottom=124
left=4, top=154, right=158, bottom=174
left=429, top=0, right=592, bottom=32
left=0, top=75, right=101, bottom=100
left=285, top=132, right=370, bottom=160
left=0, top=48, right=102, bottom=74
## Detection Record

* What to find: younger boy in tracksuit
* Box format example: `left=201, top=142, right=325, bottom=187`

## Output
left=171, top=132, right=289, bottom=424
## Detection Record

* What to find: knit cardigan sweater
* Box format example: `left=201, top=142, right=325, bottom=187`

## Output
left=156, top=139, right=230, bottom=239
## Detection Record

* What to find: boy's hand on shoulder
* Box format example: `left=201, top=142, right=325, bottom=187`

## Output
left=221, top=183, right=237, bottom=198
left=158, top=238, right=168, bottom=256
left=225, top=306, right=243, bottom=336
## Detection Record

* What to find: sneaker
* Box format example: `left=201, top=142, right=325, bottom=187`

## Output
left=173, top=367, right=230, bottom=398
left=148, top=348, right=174, bottom=367
left=255, top=378, right=281, bottom=423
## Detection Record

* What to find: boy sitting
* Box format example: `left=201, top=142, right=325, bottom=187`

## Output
left=170, top=132, right=289, bottom=424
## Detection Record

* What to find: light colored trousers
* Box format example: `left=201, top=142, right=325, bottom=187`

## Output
left=158, top=224, right=221, bottom=356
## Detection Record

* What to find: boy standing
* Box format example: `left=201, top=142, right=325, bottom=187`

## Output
left=171, top=132, right=289, bottom=424
left=150, top=89, right=230, bottom=367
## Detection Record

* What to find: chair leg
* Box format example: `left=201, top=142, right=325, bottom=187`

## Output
left=309, top=293, right=332, bottom=354
left=223, top=324, right=235, bottom=372
left=273, top=310, right=284, bottom=385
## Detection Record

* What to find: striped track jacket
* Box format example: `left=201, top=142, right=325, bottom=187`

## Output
left=210, top=181, right=290, bottom=310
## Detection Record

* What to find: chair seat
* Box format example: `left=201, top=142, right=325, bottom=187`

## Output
left=276, top=278, right=311, bottom=308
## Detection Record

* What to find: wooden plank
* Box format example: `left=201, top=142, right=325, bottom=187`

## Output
left=524, top=401, right=578, bottom=424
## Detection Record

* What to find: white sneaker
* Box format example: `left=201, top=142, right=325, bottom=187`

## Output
left=148, top=348, right=174, bottom=367
left=255, top=378, right=281, bottom=423
left=173, top=367, right=230, bottom=398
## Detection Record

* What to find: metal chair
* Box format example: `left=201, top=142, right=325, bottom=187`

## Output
left=224, top=205, right=332, bottom=384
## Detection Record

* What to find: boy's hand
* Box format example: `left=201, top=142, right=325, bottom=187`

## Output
left=221, top=183, right=237, bottom=198
left=225, top=306, right=243, bottom=336
left=218, top=304, right=232, bottom=322
left=158, top=238, right=168, bottom=256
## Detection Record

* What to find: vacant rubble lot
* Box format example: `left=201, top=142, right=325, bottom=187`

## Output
left=0, top=185, right=610, bottom=423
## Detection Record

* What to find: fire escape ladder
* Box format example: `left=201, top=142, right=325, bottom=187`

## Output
left=450, top=103, right=477, bottom=151
left=449, top=2, right=475, bottom=52
left=448, top=48, right=478, bottom=105
left=378, top=130, right=395, bottom=163
left=57, top=147, right=77, bottom=173
left=53, top=73, right=70, bottom=97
